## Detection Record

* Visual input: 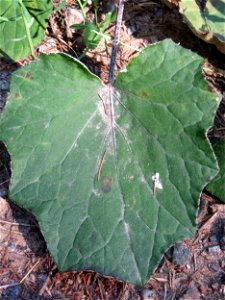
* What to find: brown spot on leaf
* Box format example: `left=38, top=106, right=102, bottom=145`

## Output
left=14, top=92, right=22, bottom=100
left=101, top=176, right=113, bottom=193
left=141, top=91, right=150, bottom=98
left=23, top=72, right=33, bottom=80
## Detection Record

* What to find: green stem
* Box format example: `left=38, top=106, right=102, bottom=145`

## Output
left=91, top=30, right=141, bottom=52
left=18, top=0, right=35, bottom=59
left=77, top=0, right=86, bottom=19
left=78, top=48, right=88, bottom=60
left=94, top=7, right=98, bottom=24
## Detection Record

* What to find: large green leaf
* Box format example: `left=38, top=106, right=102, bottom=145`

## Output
left=207, top=140, right=225, bottom=201
left=0, top=39, right=219, bottom=285
left=0, top=0, right=53, bottom=60
left=180, top=0, right=225, bottom=54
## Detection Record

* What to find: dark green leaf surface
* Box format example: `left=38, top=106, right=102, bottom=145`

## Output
left=180, top=0, right=225, bottom=54
left=0, top=39, right=219, bottom=285
left=0, top=0, right=53, bottom=60
left=207, top=140, right=225, bottom=202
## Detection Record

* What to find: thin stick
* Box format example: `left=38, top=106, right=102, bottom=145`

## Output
left=0, top=258, right=45, bottom=289
left=0, top=219, right=37, bottom=227
left=98, top=92, right=108, bottom=115
left=108, top=0, right=124, bottom=84
left=20, top=258, right=44, bottom=284
left=97, top=150, right=107, bottom=181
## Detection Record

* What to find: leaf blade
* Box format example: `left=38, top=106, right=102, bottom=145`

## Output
left=0, top=0, right=53, bottom=60
left=0, top=39, right=220, bottom=285
left=207, top=140, right=225, bottom=201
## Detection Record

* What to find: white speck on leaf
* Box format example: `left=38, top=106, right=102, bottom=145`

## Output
left=92, top=188, right=101, bottom=197
left=125, top=222, right=130, bottom=235
left=127, top=175, right=134, bottom=181
left=152, top=172, right=163, bottom=195
left=45, top=122, right=50, bottom=129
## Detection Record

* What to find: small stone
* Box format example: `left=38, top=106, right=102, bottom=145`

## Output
left=0, top=79, right=9, bottom=91
left=39, top=274, right=48, bottom=282
left=0, top=187, right=8, bottom=197
left=29, top=273, right=36, bottom=282
left=141, top=288, right=154, bottom=300
left=208, top=260, right=220, bottom=272
left=128, top=25, right=137, bottom=35
left=211, top=282, right=220, bottom=290
left=208, top=234, right=221, bottom=253
left=9, top=243, right=16, bottom=249
left=155, top=8, right=163, bottom=18
left=186, top=263, right=191, bottom=269
left=220, top=284, right=225, bottom=296
left=209, top=234, right=219, bottom=243
left=102, top=0, right=115, bottom=13
left=208, top=245, right=221, bottom=254
left=158, top=288, right=173, bottom=300
left=179, top=284, right=200, bottom=300
left=220, top=235, right=225, bottom=250
left=172, top=242, right=191, bottom=266
left=215, top=272, right=225, bottom=285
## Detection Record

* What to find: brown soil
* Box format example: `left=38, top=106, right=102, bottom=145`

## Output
left=0, top=1, right=225, bottom=299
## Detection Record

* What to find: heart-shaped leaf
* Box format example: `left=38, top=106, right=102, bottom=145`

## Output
left=0, top=0, right=53, bottom=60
left=207, top=140, right=225, bottom=202
left=0, top=39, right=219, bottom=285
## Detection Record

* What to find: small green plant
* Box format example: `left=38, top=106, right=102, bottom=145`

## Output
left=70, top=0, right=116, bottom=56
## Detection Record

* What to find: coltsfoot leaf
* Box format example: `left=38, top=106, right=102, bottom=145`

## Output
left=0, top=39, right=220, bottom=285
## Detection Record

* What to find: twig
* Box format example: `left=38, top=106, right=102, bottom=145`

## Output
left=20, top=258, right=44, bottom=284
left=0, top=219, right=37, bottom=227
left=97, top=150, right=107, bottom=181
left=108, top=0, right=124, bottom=84
left=0, top=282, right=19, bottom=290
left=0, top=257, right=45, bottom=290
left=38, top=265, right=57, bottom=296
left=0, top=227, right=24, bottom=234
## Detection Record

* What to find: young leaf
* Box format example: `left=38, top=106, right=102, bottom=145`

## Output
left=0, top=0, right=53, bottom=60
left=54, top=0, right=66, bottom=13
left=18, top=0, right=34, bottom=28
left=99, top=10, right=116, bottom=33
left=0, top=39, right=219, bottom=285
left=71, top=10, right=116, bottom=51
left=83, top=19, right=102, bottom=49
left=70, top=24, right=87, bottom=30
left=207, top=140, right=225, bottom=202
left=18, top=0, right=35, bottom=58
